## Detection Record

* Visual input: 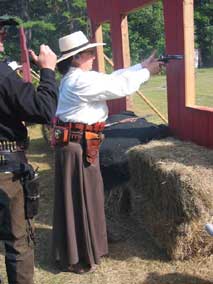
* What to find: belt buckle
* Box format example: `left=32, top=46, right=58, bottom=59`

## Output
left=74, top=123, right=85, bottom=131
left=70, top=130, right=83, bottom=143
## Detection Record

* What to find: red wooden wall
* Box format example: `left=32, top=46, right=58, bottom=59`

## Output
left=163, top=1, right=213, bottom=148
left=86, top=0, right=213, bottom=148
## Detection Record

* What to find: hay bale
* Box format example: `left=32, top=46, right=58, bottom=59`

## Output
left=104, top=183, right=134, bottom=241
left=127, top=137, right=213, bottom=260
left=100, top=112, right=169, bottom=241
left=100, top=111, right=169, bottom=192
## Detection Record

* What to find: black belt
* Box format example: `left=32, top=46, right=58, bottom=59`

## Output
left=0, top=150, right=26, bottom=172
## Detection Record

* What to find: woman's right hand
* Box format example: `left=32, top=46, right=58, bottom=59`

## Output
left=141, top=50, right=163, bottom=75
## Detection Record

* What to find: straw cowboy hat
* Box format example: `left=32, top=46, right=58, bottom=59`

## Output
left=57, top=31, right=105, bottom=63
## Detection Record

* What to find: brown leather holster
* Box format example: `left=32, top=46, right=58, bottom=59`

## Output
left=51, top=125, right=70, bottom=147
left=84, top=131, right=104, bottom=165
left=51, top=118, right=104, bottom=165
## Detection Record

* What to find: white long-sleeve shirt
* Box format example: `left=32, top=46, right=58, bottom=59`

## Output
left=56, top=64, right=150, bottom=124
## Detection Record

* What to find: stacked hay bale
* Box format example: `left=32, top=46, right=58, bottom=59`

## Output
left=100, top=112, right=169, bottom=240
left=100, top=111, right=169, bottom=192
left=127, top=138, right=213, bottom=260
left=104, top=182, right=135, bottom=241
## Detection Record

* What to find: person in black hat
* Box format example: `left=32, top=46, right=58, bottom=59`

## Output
left=0, top=16, right=58, bottom=284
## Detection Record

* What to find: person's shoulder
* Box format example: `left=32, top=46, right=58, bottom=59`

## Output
left=80, top=70, right=101, bottom=80
left=0, top=60, right=14, bottom=80
left=74, top=70, right=100, bottom=85
left=0, top=60, right=10, bottom=70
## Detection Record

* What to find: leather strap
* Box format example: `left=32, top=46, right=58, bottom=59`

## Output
left=57, top=120, right=105, bottom=133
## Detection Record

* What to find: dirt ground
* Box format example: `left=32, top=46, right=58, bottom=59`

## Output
left=0, top=125, right=212, bottom=284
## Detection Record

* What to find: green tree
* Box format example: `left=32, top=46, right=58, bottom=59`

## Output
left=128, top=1, right=165, bottom=64
left=0, top=0, right=88, bottom=60
left=0, top=0, right=212, bottom=67
left=194, top=0, right=213, bottom=66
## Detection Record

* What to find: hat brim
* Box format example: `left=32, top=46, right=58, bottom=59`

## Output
left=57, top=42, right=105, bottom=63
left=0, top=16, right=19, bottom=26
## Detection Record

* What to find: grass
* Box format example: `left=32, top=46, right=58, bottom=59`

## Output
left=195, top=68, right=213, bottom=107
left=133, top=67, right=213, bottom=124
left=0, top=69, right=213, bottom=284
left=133, top=74, right=168, bottom=125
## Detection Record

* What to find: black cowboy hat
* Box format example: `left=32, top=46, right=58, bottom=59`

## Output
left=0, top=15, right=20, bottom=26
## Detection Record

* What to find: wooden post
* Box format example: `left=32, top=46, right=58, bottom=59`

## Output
left=120, top=16, right=131, bottom=68
left=19, top=27, right=32, bottom=82
left=109, top=14, right=132, bottom=114
left=163, top=0, right=185, bottom=136
left=183, top=0, right=195, bottom=106
left=121, top=16, right=133, bottom=111
left=110, top=14, right=130, bottom=69
left=90, top=22, right=105, bottom=73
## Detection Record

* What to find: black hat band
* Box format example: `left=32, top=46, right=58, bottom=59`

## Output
left=61, top=41, right=90, bottom=55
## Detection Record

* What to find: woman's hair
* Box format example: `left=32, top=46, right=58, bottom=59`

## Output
left=57, top=56, right=73, bottom=75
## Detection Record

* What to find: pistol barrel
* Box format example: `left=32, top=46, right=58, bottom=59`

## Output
left=158, top=54, right=184, bottom=63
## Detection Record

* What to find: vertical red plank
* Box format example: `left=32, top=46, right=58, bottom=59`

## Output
left=163, top=0, right=183, bottom=136
left=89, top=22, right=105, bottom=73
left=192, top=109, right=208, bottom=146
left=207, top=111, right=213, bottom=148
left=108, top=7, right=129, bottom=115
left=163, top=0, right=194, bottom=142
left=190, top=107, right=213, bottom=148
left=110, top=16, right=125, bottom=69
left=19, top=27, right=31, bottom=82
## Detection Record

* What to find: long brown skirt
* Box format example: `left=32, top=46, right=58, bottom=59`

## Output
left=52, top=141, right=108, bottom=268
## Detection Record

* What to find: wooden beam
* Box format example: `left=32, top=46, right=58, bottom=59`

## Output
left=163, top=0, right=185, bottom=135
left=119, top=0, right=156, bottom=14
left=104, top=54, right=114, bottom=67
left=91, top=24, right=105, bottom=73
left=121, top=16, right=133, bottom=110
left=109, top=14, right=132, bottom=113
left=120, top=16, right=131, bottom=68
left=19, top=27, right=32, bottom=82
left=86, top=0, right=111, bottom=25
left=183, top=0, right=195, bottom=106
left=86, top=0, right=157, bottom=27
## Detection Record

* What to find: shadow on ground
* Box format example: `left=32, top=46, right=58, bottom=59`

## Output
left=34, top=224, right=168, bottom=274
left=34, top=227, right=59, bottom=274
left=142, top=272, right=213, bottom=284
left=107, top=219, right=168, bottom=262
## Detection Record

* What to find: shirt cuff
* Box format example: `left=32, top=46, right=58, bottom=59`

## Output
left=129, top=63, right=143, bottom=71
left=40, top=68, right=56, bottom=80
